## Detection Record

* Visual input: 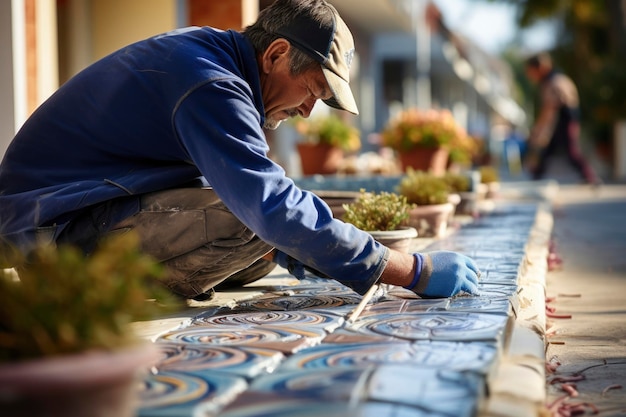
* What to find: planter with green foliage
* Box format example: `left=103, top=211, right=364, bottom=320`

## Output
left=442, top=172, right=471, bottom=194
left=381, top=108, right=473, bottom=175
left=342, top=189, right=417, bottom=252
left=479, top=165, right=500, bottom=199
left=398, top=169, right=454, bottom=238
left=294, top=114, right=361, bottom=175
left=442, top=171, right=478, bottom=216
left=0, top=232, right=180, bottom=417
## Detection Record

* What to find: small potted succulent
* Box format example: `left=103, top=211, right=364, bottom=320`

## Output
left=397, top=169, right=455, bottom=238
left=381, top=108, right=469, bottom=175
left=479, top=165, right=500, bottom=199
left=442, top=171, right=478, bottom=216
left=294, top=114, right=361, bottom=175
left=342, top=189, right=418, bottom=252
left=442, top=172, right=472, bottom=195
left=0, top=232, right=180, bottom=417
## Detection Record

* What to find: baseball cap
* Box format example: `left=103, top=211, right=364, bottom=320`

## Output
left=274, top=2, right=359, bottom=115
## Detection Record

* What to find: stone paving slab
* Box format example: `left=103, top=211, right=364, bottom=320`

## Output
left=134, top=197, right=552, bottom=417
left=229, top=365, right=485, bottom=417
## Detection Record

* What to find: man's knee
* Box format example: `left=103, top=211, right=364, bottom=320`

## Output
left=112, top=188, right=251, bottom=262
left=162, top=240, right=274, bottom=299
left=108, top=188, right=275, bottom=299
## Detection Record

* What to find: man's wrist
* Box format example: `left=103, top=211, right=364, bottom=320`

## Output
left=406, top=253, right=433, bottom=294
left=379, top=249, right=417, bottom=287
left=404, top=253, right=424, bottom=289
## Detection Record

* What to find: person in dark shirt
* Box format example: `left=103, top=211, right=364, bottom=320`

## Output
left=524, top=52, right=599, bottom=184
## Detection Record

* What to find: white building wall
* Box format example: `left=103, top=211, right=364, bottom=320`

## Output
left=1, top=1, right=20, bottom=158
left=1, top=0, right=59, bottom=160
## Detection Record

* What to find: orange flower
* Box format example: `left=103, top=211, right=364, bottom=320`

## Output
left=382, top=108, right=470, bottom=154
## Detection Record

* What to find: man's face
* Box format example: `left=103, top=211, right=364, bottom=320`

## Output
left=260, top=40, right=333, bottom=130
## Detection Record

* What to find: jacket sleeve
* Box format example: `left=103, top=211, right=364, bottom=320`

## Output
left=171, top=78, right=388, bottom=293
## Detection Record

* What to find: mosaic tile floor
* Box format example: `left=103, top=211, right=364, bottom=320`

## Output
left=136, top=202, right=548, bottom=417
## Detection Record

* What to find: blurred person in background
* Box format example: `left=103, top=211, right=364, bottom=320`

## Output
left=524, top=52, right=599, bottom=185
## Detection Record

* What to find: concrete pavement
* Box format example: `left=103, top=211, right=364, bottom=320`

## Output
left=543, top=184, right=626, bottom=416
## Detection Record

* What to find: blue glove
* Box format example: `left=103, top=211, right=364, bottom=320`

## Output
left=273, top=250, right=306, bottom=279
left=273, top=250, right=331, bottom=280
left=404, top=251, right=480, bottom=298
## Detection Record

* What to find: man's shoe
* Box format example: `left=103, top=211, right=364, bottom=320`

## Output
left=191, top=288, right=215, bottom=302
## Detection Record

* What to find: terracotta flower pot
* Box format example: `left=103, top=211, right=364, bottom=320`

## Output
left=407, top=203, right=454, bottom=238
left=297, top=143, right=344, bottom=176
left=0, top=343, right=159, bottom=417
left=367, top=226, right=418, bottom=253
left=398, top=147, right=449, bottom=176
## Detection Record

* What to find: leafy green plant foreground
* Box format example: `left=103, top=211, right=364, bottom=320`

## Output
left=0, top=232, right=180, bottom=362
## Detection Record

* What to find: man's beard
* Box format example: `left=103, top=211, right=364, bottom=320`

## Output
left=263, top=118, right=282, bottom=130
left=264, top=109, right=299, bottom=130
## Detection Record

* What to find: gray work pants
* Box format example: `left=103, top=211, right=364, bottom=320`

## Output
left=59, top=188, right=275, bottom=299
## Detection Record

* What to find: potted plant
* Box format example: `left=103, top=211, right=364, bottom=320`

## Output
left=0, top=232, right=180, bottom=417
left=381, top=108, right=469, bottom=175
left=294, top=114, right=361, bottom=176
left=397, top=169, right=455, bottom=238
left=442, top=172, right=472, bottom=194
left=479, top=165, right=500, bottom=199
left=448, top=134, right=481, bottom=171
left=342, top=189, right=418, bottom=253
left=442, top=171, right=477, bottom=216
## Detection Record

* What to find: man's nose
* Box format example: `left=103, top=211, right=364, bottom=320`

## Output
left=298, top=97, right=317, bottom=118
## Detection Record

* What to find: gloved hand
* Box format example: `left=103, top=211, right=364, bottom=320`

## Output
left=272, top=250, right=306, bottom=280
left=273, top=250, right=331, bottom=280
left=404, top=251, right=480, bottom=298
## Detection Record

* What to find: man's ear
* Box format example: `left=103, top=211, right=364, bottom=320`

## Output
left=261, top=38, right=291, bottom=74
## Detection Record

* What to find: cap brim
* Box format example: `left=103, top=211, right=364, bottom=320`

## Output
left=322, top=67, right=359, bottom=115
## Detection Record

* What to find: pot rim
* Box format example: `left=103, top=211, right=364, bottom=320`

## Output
left=367, top=226, right=418, bottom=239
left=0, top=342, right=159, bottom=395
left=409, top=202, right=454, bottom=211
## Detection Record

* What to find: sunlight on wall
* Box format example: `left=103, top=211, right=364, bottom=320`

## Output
left=92, top=0, right=177, bottom=60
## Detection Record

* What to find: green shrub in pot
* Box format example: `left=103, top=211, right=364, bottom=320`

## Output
left=397, top=169, right=454, bottom=238
left=342, top=189, right=412, bottom=231
left=442, top=172, right=471, bottom=193
left=397, top=169, right=450, bottom=206
left=342, top=190, right=417, bottom=252
left=0, top=232, right=181, bottom=417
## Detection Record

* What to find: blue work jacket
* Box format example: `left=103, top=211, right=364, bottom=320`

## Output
left=0, top=27, right=387, bottom=293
